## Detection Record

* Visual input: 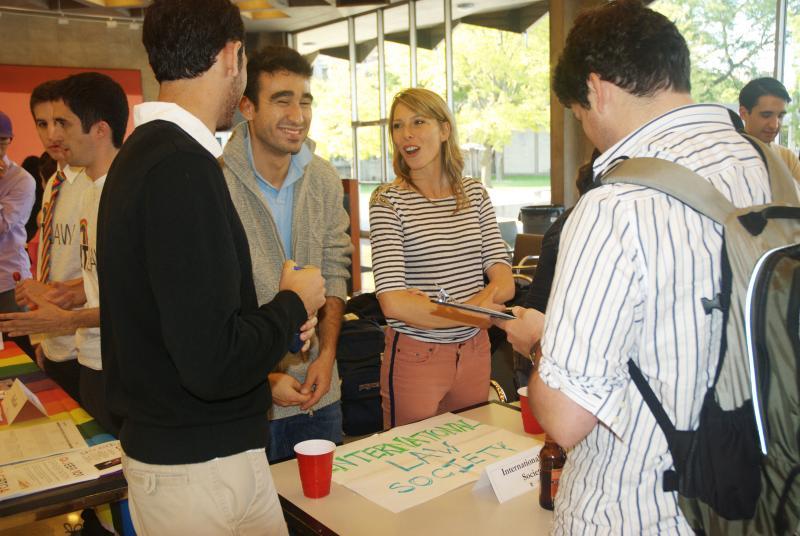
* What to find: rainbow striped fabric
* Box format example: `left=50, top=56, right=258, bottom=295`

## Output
left=0, top=342, right=132, bottom=534
left=0, top=342, right=112, bottom=444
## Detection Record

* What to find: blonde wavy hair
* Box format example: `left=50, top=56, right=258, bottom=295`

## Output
left=389, top=87, right=468, bottom=212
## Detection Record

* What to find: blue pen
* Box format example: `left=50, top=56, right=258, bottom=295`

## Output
left=288, top=265, right=304, bottom=353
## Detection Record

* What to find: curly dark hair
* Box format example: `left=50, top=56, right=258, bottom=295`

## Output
left=243, top=46, right=314, bottom=108
left=59, top=72, right=129, bottom=149
left=143, top=0, right=244, bottom=83
left=553, top=0, right=690, bottom=109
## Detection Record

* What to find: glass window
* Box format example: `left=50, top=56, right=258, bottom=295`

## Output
left=784, top=0, right=800, bottom=152
left=415, top=0, right=447, bottom=96
left=357, top=126, right=385, bottom=232
left=308, top=53, right=353, bottom=178
left=384, top=4, right=411, bottom=99
left=355, top=13, right=380, bottom=123
left=653, top=0, right=777, bottom=105
left=452, top=15, right=551, bottom=221
left=357, top=126, right=383, bottom=183
left=298, top=22, right=354, bottom=177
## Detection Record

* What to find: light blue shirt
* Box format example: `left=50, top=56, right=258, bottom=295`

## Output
left=0, top=155, right=34, bottom=292
left=244, top=128, right=312, bottom=256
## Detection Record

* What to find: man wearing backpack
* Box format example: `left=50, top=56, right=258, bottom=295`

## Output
left=515, top=1, right=773, bottom=533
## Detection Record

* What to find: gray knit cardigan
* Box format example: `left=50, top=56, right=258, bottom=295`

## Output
left=222, top=121, right=352, bottom=420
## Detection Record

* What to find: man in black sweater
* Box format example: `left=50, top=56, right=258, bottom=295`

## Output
left=96, top=0, right=325, bottom=534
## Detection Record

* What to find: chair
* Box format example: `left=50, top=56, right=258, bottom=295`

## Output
left=511, top=232, right=543, bottom=283
left=489, top=379, right=508, bottom=403
left=497, top=219, right=519, bottom=251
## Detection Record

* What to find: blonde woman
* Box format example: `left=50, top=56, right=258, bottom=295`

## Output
left=369, top=88, right=513, bottom=429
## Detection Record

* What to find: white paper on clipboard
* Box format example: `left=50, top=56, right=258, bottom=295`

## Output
left=433, top=299, right=515, bottom=319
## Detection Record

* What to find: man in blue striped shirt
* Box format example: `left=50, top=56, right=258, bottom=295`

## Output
left=511, top=0, right=771, bottom=533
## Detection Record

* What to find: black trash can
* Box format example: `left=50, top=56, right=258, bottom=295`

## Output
left=518, top=205, right=565, bottom=235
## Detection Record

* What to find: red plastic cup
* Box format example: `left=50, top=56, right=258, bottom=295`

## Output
left=517, top=386, right=544, bottom=434
left=294, top=439, right=336, bottom=498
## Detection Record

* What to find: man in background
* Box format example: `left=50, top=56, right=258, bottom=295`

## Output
left=0, top=111, right=35, bottom=354
left=0, top=72, right=129, bottom=435
left=14, top=80, right=92, bottom=402
left=222, top=45, right=351, bottom=462
left=739, top=77, right=800, bottom=182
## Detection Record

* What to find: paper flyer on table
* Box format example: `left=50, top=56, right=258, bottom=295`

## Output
left=0, top=450, right=98, bottom=501
left=80, top=441, right=123, bottom=476
left=330, top=413, right=537, bottom=513
left=0, top=419, right=88, bottom=466
left=0, top=441, right=121, bottom=502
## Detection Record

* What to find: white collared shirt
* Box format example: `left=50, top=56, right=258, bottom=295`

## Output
left=133, top=102, right=222, bottom=158
left=539, top=104, right=770, bottom=535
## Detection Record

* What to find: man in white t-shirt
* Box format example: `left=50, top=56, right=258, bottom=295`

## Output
left=739, top=77, right=800, bottom=183
left=14, top=80, right=92, bottom=403
left=0, top=72, right=129, bottom=435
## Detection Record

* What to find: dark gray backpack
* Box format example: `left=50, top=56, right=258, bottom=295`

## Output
left=603, top=135, right=800, bottom=535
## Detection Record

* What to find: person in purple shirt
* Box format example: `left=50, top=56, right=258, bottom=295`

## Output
left=0, top=111, right=35, bottom=351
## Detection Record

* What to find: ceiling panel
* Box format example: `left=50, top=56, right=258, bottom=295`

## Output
left=0, top=0, right=545, bottom=38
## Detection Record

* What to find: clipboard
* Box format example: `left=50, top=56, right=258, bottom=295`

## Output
left=433, top=299, right=515, bottom=320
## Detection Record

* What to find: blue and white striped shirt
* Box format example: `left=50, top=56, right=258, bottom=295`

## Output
left=539, top=104, right=770, bottom=535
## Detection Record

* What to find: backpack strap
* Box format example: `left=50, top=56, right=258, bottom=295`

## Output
left=741, top=133, right=800, bottom=206
left=601, top=158, right=736, bottom=226
left=628, top=359, right=678, bottom=436
left=627, top=358, right=681, bottom=492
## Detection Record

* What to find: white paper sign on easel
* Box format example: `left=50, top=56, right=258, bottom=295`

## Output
left=473, top=445, right=541, bottom=503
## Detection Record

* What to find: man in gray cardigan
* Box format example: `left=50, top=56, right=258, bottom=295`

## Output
left=222, top=45, right=352, bottom=461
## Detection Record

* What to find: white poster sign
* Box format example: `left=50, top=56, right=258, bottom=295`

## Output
left=331, top=413, right=538, bottom=513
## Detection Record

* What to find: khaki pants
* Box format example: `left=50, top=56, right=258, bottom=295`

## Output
left=381, top=327, right=491, bottom=429
left=123, top=449, right=288, bottom=536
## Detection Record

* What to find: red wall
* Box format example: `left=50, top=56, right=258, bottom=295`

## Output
left=0, top=65, right=143, bottom=163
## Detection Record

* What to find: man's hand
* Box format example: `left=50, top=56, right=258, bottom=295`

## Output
left=299, top=353, right=333, bottom=411
left=297, top=315, right=318, bottom=353
left=46, top=280, right=87, bottom=309
left=15, top=279, right=51, bottom=309
left=0, top=293, right=73, bottom=336
left=15, top=278, right=86, bottom=310
left=269, top=372, right=312, bottom=407
left=494, top=306, right=545, bottom=356
left=34, top=344, right=45, bottom=370
left=279, top=261, right=326, bottom=317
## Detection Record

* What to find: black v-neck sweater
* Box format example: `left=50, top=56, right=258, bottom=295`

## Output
left=97, top=120, right=306, bottom=464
